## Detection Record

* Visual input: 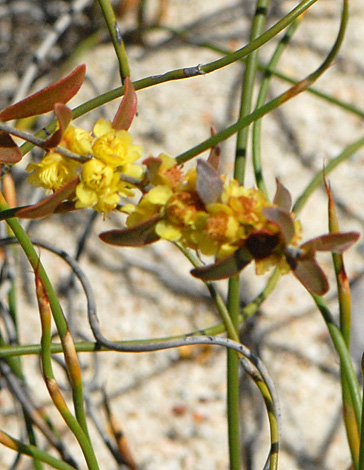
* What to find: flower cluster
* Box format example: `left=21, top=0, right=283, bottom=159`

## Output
left=27, top=119, right=143, bottom=213
left=122, top=155, right=301, bottom=275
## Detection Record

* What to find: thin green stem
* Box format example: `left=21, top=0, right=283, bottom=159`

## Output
left=96, top=0, right=130, bottom=82
left=311, top=294, right=361, bottom=430
left=0, top=267, right=281, bottom=360
left=200, top=0, right=318, bottom=75
left=176, top=0, right=348, bottom=165
left=234, top=0, right=270, bottom=184
left=252, top=17, right=302, bottom=197
left=327, top=184, right=359, bottom=466
left=226, top=276, right=241, bottom=470
left=293, top=135, right=364, bottom=213
left=36, top=276, right=99, bottom=470
left=229, top=1, right=270, bottom=464
left=153, top=25, right=364, bottom=122
left=359, top=356, right=364, bottom=470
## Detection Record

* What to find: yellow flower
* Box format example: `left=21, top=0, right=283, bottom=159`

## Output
left=27, top=152, right=80, bottom=192
left=92, top=120, right=143, bottom=169
left=144, top=154, right=184, bottom=188
left=75, top=159, right=134, bottom=213
left=222, top=180, right=269, bottom=230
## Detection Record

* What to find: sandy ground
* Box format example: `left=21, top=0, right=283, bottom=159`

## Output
left=1, top=1, right=364, bottom=469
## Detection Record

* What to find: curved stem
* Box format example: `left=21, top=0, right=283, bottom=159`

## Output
left=0, top=430, right=76, bottom=470
left=0, top=197, right=98, bottom=470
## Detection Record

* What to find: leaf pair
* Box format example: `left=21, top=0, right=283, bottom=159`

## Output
left=0, top=65, right=137, bottom=164
left=0, top=65, right=86, bottom=164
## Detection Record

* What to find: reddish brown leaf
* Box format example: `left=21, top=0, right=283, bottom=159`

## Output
left=207, top=128, right=220, bottom=171
left=0, top=65, right=86, bottom=122
left=191, top=246, right=253, bottom=281
left=112, top=77, right=137, bottom=131
left=292, top=258, right=329, bottom=295
left=0, top=131, right=22, bottom=163
left=43, top=104, right=73, bottom=149
left=301, top=232, right=360, bottom=254
left=262, top=206, right=295, bottom=246
left=16, top=177, right=79, bottom=219
left=273, top=178, right=292, bottom=211
left=99, top=215, right=161, bottom=247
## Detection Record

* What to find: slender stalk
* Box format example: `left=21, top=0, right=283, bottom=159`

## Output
left=311, top=294, right=361, bottom=430
left=0, top=262, right=281, bottom=360
left=359, top=355, right=364, bottom=470
left=234, top=0, right=270, bottom=183
left=177, top=0, right=348, bottom=165
left=229, top=1, right=270, bottom=465
left=252, top=17, right=302, bottom=197
left=96, top=0, right=130, bottom=82
left=226, top=276, right=242, bottom=470
left=35, top=268, right=99, bottom=470
left=326, top=182, right=359, bottom=466
left=149, top=24, right=364, bottom=122
left=293, top=135, right=364, bottom=213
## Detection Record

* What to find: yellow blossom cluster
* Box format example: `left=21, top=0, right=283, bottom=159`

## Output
left=27, top=122, right=302, bottom=276
left=27, top=120, right=143, bottom=213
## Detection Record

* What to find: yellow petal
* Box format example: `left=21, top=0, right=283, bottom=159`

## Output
left=155, top=220, right=181, bottom=241
left=76, top=183, right=98, bottom=208
left=147, top=185, right=173, bottom=205
left=122, top=163, right=144, bottom=179
left=93, top=119, right=112, bottom=137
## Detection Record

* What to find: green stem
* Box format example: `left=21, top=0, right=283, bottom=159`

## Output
left=293, top=135, right=364, bottom=213
left=228, top=1, right=270, bottom=466
left=234, top=0, right=270, bottom=184
left=359, top=356, right=364, bottom=470
left=176, top=0, right=348, bottom=165
left=327, top=184, right=359, bottom=466
left=312, top=293, right=361, bottom=429
left=252, top=17, right=302, bottom=197
left=96, top=0, right=130, bottom=82
left=226, top=276, right=241, bottom=470
left=150, top=25, right=364, bottom=122
left=0, top=268, right=281, bottom=360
